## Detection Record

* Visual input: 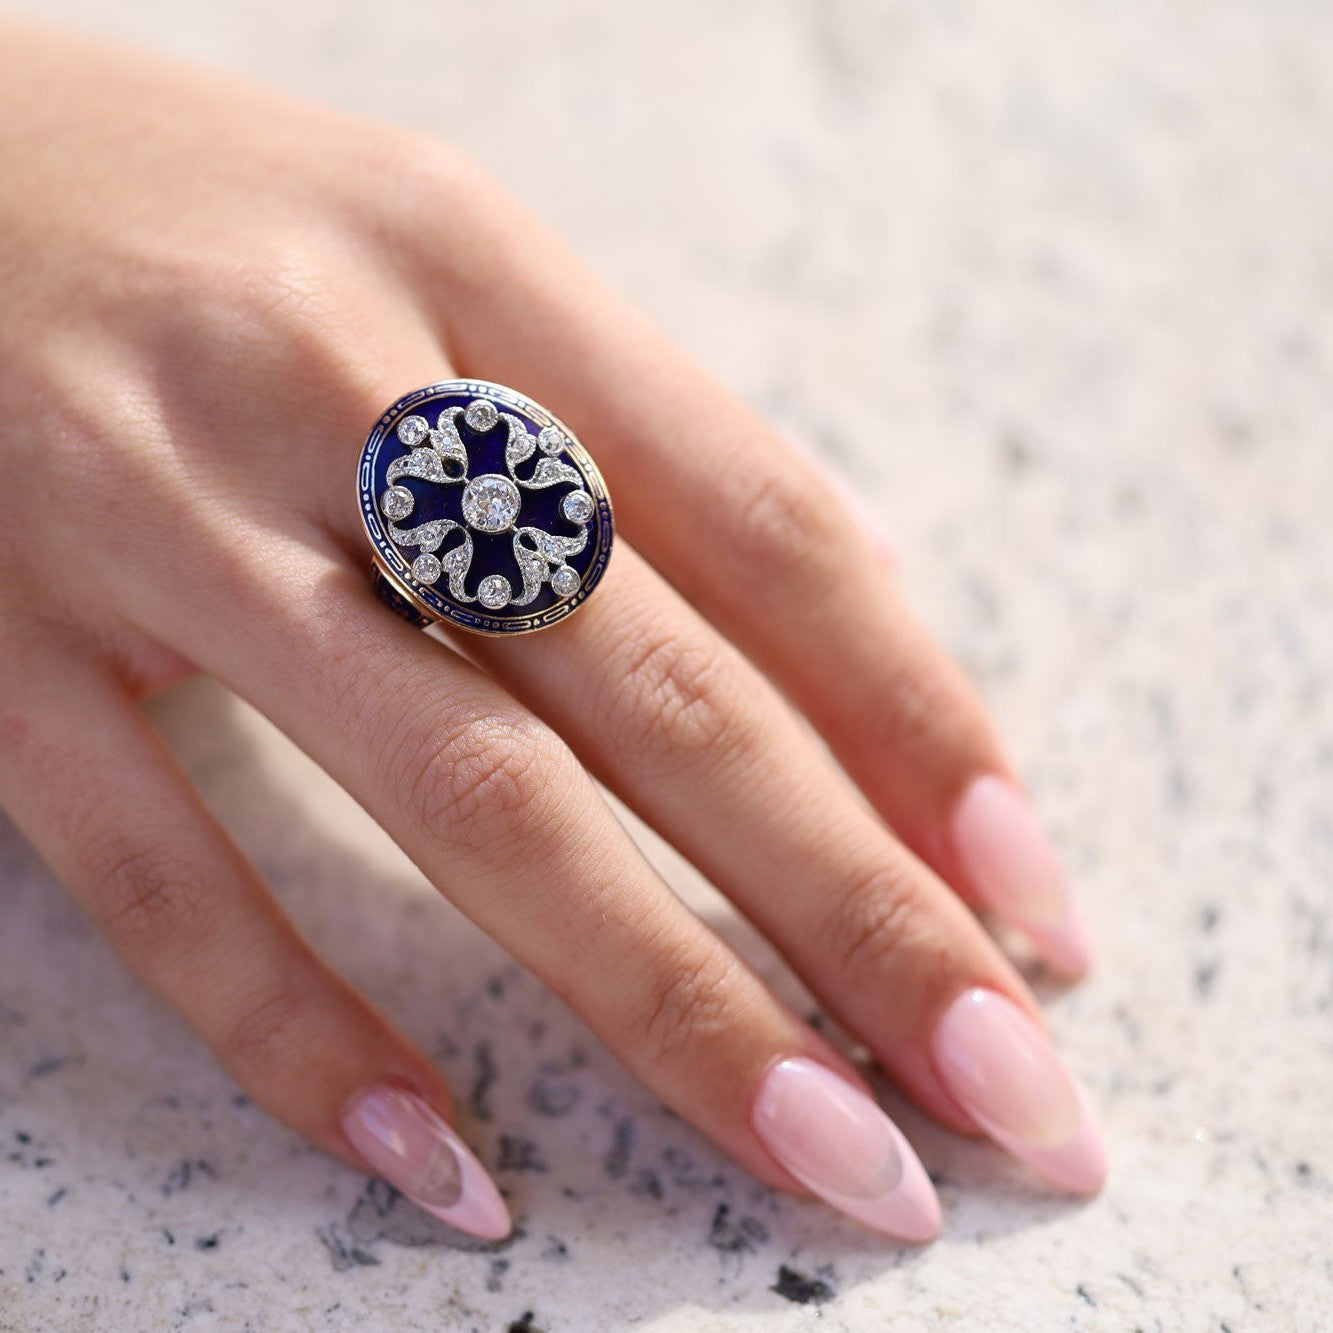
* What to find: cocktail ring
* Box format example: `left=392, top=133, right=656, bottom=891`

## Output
left=357, top=380, right=614, bottom=635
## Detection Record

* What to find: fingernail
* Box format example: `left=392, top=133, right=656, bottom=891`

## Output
left=929, top=988, right=1108, bottom=1193
left=750, top=1057, right=940, bottom=1242
left=341, top=1086, right=512, bottom=1240
left=950, top=774, right=1094, bottom=976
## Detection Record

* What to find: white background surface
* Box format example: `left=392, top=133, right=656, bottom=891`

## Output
left=1, top=2, right=1330, bottom=1329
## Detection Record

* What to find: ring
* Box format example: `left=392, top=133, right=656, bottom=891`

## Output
left=357, top=379, right=614, bottom=635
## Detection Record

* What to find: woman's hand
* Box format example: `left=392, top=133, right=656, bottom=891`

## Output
left=0, top=21, right=1104, bottom=1242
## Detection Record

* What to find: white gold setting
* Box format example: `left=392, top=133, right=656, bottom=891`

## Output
left=381, top=485, right=416, bottom=522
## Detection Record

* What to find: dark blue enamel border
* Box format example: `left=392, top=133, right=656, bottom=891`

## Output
left=357, top=379, right=614, bottom=635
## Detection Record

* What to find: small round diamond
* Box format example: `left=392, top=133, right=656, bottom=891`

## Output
left=561, top=489, right=594, bottom=524
left=396, top=414, right=429, bottom=446
left=538, top=425, right=564, bottom=456
left=381, top=486, right=415, bottom=522
left=550, top=565, right=580, bottom=597
left=461, top=474, right=521, bottom=532
left=478, top=574, right=512, bottom=609
left=411, top=552, right=442, bottom=584
left=465, top=399, right=499, bottom=432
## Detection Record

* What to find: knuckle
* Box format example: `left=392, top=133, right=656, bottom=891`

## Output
left=636, top=942, right=746, bottom=1067
left=823, top=863, right=938, bottom=983
left=85, top=842, right=210, bottom=964
left=720, top=457, right=844, bottom=595
left=399, top=708, right=564, bottom=852
left=606, top=627, right=742, bottom=768
left=216, top=983, right=309, bottom=1079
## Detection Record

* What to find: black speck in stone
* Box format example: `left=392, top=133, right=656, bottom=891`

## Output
left=469, top=1041, right=498, bottom=1122
left=526, top=1075, right=581, bottom=1119
left=45, top=1188, right=66, bottom=1207
left=1294, top=1160, right=1312, bottom=1181
left=630, top=1168, right=664, bottom=1201
left=486, top=1257, right=510, bottom=1292
left=603, top=1116, right=634, bottom=1179
left=771, top=1264, right=836, bottom=1305
left=498, top=1136, right=548, bottom=1172
left=31, top=1157, right=53, bottom=1169
left=120, top=1268, right=131, bottom=1283
left=540, top=1236, right=570, bottom=1262
left=195, top=1232, right=222, bottom=1252
left=317, top=1224, right=381, bottom=1272
left=27, top=1056, right=68, bottom=1078
left=162, top=1159, right=216, bottom=1197
left=15, top=1131, right=31, bottom=1145
left=1194, top=961, right=1219, bottom=999
left=999, top=430, right=1037, bottom=476
left=1076, top=1283, right=1097, bottom=1307
left=507, top=1314, right=545, bottom=1333
left=161, top=1229, right=176, bottom=1246
left=707, top=1203, right=768, bottom=1255
left=1116, top=1273, right=1145, bottom=1297
left=1200, top=903, right=1221, bottom=934
left=486, top=973, right=506, bottom=1000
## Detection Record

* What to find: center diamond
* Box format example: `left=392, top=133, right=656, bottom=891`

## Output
left=461, top=474, right=521, bottom=533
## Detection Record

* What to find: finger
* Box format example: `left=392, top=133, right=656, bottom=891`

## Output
left=0, top=641, right=511, bottom=1240
left=145, top=540, right=943, bottom=1240
left=405, top=154, right=1092, bottom=977
left=465, top=543, right=1109, bottom=1192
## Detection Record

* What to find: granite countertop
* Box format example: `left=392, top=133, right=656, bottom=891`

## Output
left=2, top=2, right=1330, bottom=1329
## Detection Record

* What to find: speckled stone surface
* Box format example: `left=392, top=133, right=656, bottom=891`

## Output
left=2, top=2, right=1331, bottom=1329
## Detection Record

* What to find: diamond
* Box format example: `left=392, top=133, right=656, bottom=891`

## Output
left=561, top=489, right=594, bottom=524
left=478, top=574, right=512, bottom=609
left=412, top=552, right=442, bottom=584
left=397, top=414, right=429, bottom=446
left=465, top=399, right=499, bottom=432
left=381, top=486, right=415, bottom=521
left=550, top=565, right=580, bottom=597
left=461, top=474, right=521, bottom=532
left=538, top=425, right=564, bottom=456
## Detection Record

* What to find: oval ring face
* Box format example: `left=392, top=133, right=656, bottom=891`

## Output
left=357, top=380, right=615, bottom=635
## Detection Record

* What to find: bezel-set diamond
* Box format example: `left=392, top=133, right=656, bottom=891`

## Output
left=411, top=552, right=442, bottom=584
left=461, top=473, right=522, bottom=533
left=561, top=489, right=594, bottom=524
left=465, top=398, right=499, bottom=432
left=477, top=573, right=512, bottom=610
left=397, top=414, right=430, bottom=447
left=550, top=565, right=580, bottom=597
left=538, top=425, right=564, bottom=456
left=381, top=485, right=416, bottom=522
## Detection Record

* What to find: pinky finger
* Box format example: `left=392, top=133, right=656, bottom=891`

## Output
left=0, top=654, right=511, bottom=1242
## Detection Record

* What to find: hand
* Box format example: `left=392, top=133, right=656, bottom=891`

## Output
left=0, top=21, right=1104, bottom=1243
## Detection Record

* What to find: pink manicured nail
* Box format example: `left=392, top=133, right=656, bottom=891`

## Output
left=950, top=774, right=1094, bottom=976
left=341, top=1086, right=511, bottom=1241
left=750, top=1057, right=940, bottom=1242
left=930, top=988, right=1107, bottom=1194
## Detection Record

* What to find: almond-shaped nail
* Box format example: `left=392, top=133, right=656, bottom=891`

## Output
left=341, top=1086, right=511, bottom=1241
left=750, top=1057, right=940, bottom=1241
left=950, top=774, right=1094, bottom=976
left=929, top=988, right=1107, bottom=1193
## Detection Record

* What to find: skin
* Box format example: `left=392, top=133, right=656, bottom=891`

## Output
left=0, top=23, right=1081, bottom=1210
